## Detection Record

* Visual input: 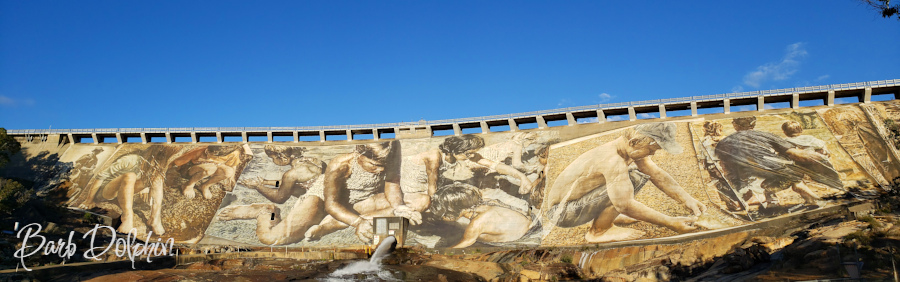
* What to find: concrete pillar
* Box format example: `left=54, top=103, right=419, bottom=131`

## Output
left=723, top=99, right=731, bottom=114
left=690, top=102, right=698, bottom=116
left=115, top=133, right=123, bottom=144
left=267, top=132, right=273, bottom=143
left=596, top=110, right=606, bottom=123
left=827, top=90, right=835, bottom=106
left=628, top=107, right=636, bottom=121
left=216, top=132, right=223, bottom=143
left=140, top=133, right=147, bottom=144
left=565, top=113, right=576, bottom=126
left=658, top=104, right=667, bottom=119
left=67, top=133, right=75, bottom=144
left=190, top=132, right=197, bottom=144
left=372, top=129, right=379, bottom=140
left=241, top=132, right=248, bottom=143
left=164, top=132, right=172, bottom=144
left=480, top=121, right=490, bottom=133
left=346, top=130, right=353, bottom=141
left=536, top=116, right=548, bottom=128
left=293, top=131, right=299, bottom=142
left=757, top=96, right=765, bottom=112
left=452, top=124, right=462, bottom=136
left=392, top=127, right=400, bottom=139
left=507, top=119, right=518, bottom=131
left=91, top=133, right=99, bottom=144
left=863, top=87, right=872, bottom=103
left=791, top=93, right=800, bottom=109
left=319, top=131, right=326, bottom=142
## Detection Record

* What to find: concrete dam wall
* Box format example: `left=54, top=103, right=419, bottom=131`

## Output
left=5, top=100, right=900, bottom=250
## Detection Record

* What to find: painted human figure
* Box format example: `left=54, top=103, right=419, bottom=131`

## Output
left=309, top=141, right=421, bottom=242
left=544, top=122, right=707, bottom=243
left=430, top=182, right=531, bottom=248
left=78, top=147, right=177, bottom=235
left=399, top=135, right=534, bottom=214
left=216, top=145, right=328, bottom=245
left=172, top=144, right=252, bottom=199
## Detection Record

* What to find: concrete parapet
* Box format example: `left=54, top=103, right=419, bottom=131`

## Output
left=507, top=119, right=518, bottom=131
left=596, top=110, right=606, bottom=123
left=536, top=116, right=548, bottom=128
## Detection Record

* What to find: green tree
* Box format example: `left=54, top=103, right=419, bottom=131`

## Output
left=0, top=128, right=26, bottom=215
left=0, top=128, right=21, bottom=168
left=862, top=0, right=900, bottom=20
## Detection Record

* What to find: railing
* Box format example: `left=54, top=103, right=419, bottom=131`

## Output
left=7, top=79, right=899, bottom=136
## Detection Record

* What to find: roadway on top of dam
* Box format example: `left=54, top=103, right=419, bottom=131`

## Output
left=7, top=78, right=900, bottom=144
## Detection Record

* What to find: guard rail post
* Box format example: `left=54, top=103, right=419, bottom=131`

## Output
left=864, top=87, right=872, bottom=103
left=536, top=116, right=548, bottom=128
left=565, top=112, right=576, bottom=126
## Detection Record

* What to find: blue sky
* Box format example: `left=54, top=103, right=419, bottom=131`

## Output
left=1, top=1, right=899, bottom=130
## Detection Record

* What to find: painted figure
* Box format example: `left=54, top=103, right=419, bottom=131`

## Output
left=399, top=135, right=534, bottom=214
left=430, top=182, right=531, bottom=248
left=172, top=144, right=252, bottom=199
left=545, top=122, right=707, bottom=243
left=216, top=145, right=327, bottom=245
left=79, top=147, right=177, bottom=235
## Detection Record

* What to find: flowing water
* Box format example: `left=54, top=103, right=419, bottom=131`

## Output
left=321, top=236, right=398, bottom=281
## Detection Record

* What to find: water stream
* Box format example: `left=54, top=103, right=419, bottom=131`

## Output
left=322, top=236, right=398, bottom=281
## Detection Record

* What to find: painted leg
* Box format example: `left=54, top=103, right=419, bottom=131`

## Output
left=115, top=173, right=138, bottom=234
left=199, top=165, right=234, bottom=199
left=585, top=206, right=645, bottom=243
left=148, top=177, right=165, bottom=235
left=218, top=203, right=276, bottom=221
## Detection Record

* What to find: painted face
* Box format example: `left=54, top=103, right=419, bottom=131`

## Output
left=269, top=152, right=291, bottom=166
left=357, top=154, right=386, bottom=174
left=451, top=149, right=479, bottom=162
left=628, top=139, right=662, bottom=160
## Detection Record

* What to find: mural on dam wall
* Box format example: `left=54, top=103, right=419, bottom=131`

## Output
left=204, top=132, right=557, bottom=248
left=69, top=144, right=253, bottom=242
left=26, top=103, right=896, bottom=248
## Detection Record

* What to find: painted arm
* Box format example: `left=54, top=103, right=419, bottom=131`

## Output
left=474, top=155, right=533, bottom=194
left=247, top=169, right=304, bottom=204
left=451, top=212, right=487, bottom=248
left=634, top=157, right=706, bottom=216
left=605, top=168, right=698, bottom=233
left=323, top=155, right=361, bottom=226
left=172, top=147, right=205, bottom=167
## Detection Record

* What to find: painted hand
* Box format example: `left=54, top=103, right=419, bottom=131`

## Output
left=354, top=217, right=374, bottom=242
left=684, top=198, right=707, bottom=216
left=393, top=205, right=422, bottom=225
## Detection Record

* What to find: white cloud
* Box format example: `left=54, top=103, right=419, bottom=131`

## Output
left=816, top=75, right=830, bottom=81
left=598, top=93, right=614, bottom=103
left=733, top=105, right=755, bottom=112
left=0, top=95, right=34, bottom=107
left=606, top=116, right=628, bottom=121
left=637, top=113, right=656, bottom=119
left=731, top=85, right=744, bottom=93
left=557, top=98, right=569, bottom=107
left=742, top=42, right=808, bottom=88
left=578, top=117, right=598, bottom=124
